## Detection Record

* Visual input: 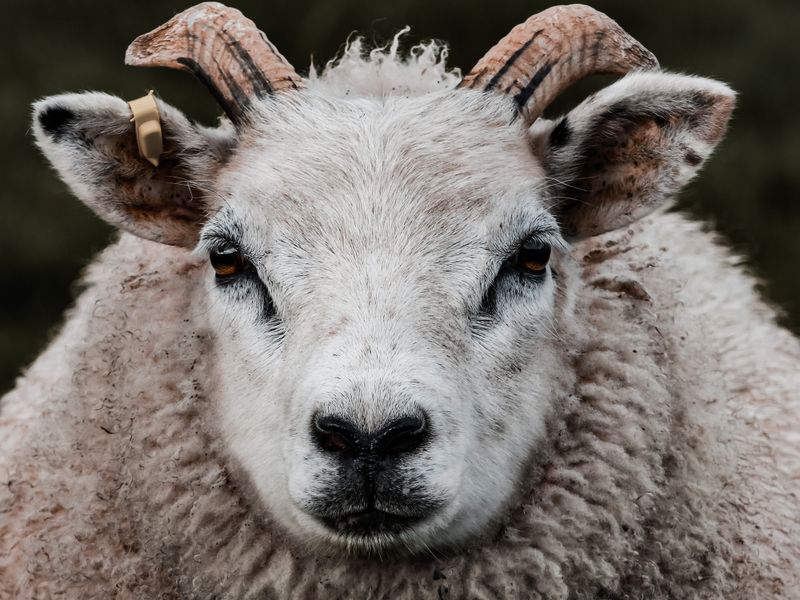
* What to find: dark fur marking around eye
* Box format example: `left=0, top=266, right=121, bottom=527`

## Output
left=549, top=117, right=571, bottom=148
left=256, top=276, right=277, bottom=319
left=39, top=106, right=75, bottom=141
left=478, top=281, right=499, bottom=317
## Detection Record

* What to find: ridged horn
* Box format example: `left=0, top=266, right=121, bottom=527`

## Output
left=125, top=2, right=303, bottom=125
left=459, top=4, right=659, bottom=122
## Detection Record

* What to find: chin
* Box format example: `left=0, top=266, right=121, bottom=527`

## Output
left=290, top=503, right=463, bottom=557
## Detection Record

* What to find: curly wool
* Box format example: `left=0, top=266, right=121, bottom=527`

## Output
left=1, top=41, right=799, bottom=599
left=307, top=33, right=462, bottom=97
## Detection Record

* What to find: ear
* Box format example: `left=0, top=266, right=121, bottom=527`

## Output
left=32, top=92, right=235, bottom=247
left=529, top=72, right=735, bottom=239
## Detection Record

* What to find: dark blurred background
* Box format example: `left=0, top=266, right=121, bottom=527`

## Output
left=1, top=0, right=798, bottom=392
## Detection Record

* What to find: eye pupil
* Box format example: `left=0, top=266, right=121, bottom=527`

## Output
left=210, top=245, right=249, bottom=278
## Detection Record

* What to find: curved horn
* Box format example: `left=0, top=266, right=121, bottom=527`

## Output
left=125, top=2, right=303, bottom=125
left=459, top=4, right=658, bottom=123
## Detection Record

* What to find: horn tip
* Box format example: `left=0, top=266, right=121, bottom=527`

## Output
left=124, top=2, right=246, bottom=68
left=124, top=37, right=149, bottom=66
left=630, top=45, right=660, bottom=72
left=125, top=34, right=176, bottom=68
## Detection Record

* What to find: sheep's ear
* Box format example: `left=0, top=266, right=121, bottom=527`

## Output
left=529, top=72, right=735, bottom=239
left=32, top=92, right=235, bottom=247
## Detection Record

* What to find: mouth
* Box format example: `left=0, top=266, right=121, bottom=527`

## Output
left=320, top=509, right=423, bottom=537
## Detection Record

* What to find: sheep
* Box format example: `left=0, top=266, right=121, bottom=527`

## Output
left=1, top=2, right=798, bottom=598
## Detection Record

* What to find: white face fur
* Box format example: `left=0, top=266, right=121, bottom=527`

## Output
left=199, top=91, right=570, bottom=552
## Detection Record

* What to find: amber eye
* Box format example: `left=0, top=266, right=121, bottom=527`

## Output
left=210, top=244, right=250, bottom=279
left=514, top=239, right=551, bottom=276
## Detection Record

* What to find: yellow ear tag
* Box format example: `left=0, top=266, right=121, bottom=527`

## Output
left=127, top=90, right=163, bottom=167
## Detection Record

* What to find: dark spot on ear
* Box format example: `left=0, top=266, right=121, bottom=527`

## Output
left=690, top=91, right=714, bottom=110
left=549, top=117, right=571, bottom=148
left=38, top=106, right=75, bottom=141
left=685, top=150, right=702, bottom=166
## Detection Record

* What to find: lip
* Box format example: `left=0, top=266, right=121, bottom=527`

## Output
left=320, top=509, right=422, bottom=536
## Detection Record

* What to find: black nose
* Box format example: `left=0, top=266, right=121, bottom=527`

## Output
left=313, top=413, right=428, bottom=458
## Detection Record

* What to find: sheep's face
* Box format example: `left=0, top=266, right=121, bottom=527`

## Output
left=202, top=91, right=569, bottom=552
left=34, top=62, right=732, bottom=554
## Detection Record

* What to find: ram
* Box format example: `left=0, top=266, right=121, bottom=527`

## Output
left=1, top=3, right=798, bottom=598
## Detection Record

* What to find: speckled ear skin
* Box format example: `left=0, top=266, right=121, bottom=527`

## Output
left=32, top=92, right=235, bottom=247
left=530, top=72, right=735, bottom=239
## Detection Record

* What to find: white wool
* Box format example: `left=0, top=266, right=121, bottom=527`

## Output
left=307, top=31, right=462, bottom=97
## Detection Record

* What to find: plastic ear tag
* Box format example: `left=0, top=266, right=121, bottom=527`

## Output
left=127, top=90, right=162, bottom=167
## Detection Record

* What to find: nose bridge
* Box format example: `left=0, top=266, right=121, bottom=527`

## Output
left=355, top=274, right=417, bottom=343
left=320, top=293, right=425, bottom=396
left=299, top=249, right=459, bottom=432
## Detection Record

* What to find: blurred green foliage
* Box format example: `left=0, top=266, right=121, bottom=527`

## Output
left=1, top=0, right=799, bottom=392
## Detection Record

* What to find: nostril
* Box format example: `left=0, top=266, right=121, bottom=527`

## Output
left=312, top=413, right=429, bottom=457
left=376, top=414, right=428, bottom=456
left=313, top=414, right=361, bottom=453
